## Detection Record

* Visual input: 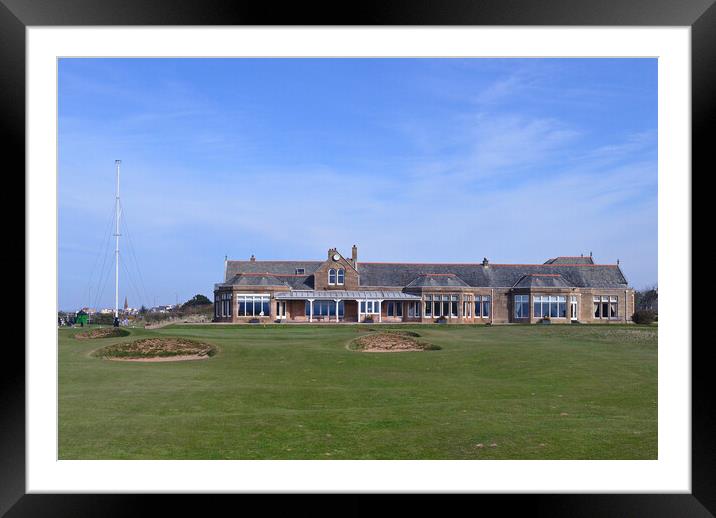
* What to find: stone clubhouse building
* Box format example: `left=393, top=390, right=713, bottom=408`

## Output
left=214, top=245, right=635, bottom=324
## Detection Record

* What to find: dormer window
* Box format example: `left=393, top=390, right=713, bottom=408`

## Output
left=295, top=268, right=305, bottom=275
left=337, top=268, right=345, bottom=285
left=328, top=268, right=336, bottom=285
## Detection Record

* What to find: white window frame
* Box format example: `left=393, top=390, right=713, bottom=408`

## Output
left=463, top=298, right=472, bottom=318
left=533, top=295, right=567, bottom=319
left=328, top=268, right=336, bottom=285
left=514, top=294, right=529, bottom=319
left=450, top=295, right=458, bottom=318
left=236, top=293, right=271, bottom=317
left=360, top=300, right=380, bottom=315
left=482, top=295, right=491, bottom=318
left=337, top=268, right=345, bottom=285
left=609, top=296, right=618, bottom=319
left=570, top=296, right=578, bottom=320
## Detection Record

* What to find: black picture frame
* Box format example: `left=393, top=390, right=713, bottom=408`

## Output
left=5, top=0, right=708, bottom=515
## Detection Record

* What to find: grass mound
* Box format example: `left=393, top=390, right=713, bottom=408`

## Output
left=75, top=328, right=130, bottom=340
left=93, top=337, right=217, bottom=361
left=350, top=332, right=440, bottom=352
left=365, top=328, right=422, bottom=337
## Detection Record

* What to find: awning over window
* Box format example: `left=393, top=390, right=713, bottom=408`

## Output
left=274, top=290, right=421, bottom=300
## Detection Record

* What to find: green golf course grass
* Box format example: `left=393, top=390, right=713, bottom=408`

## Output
left=59, top=323, right=657, bottom=459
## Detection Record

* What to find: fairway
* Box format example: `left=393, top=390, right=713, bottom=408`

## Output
left=59, top=324, right=657, bottom=460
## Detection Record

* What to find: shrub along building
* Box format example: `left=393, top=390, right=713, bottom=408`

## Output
left=214, top=246, right=634, bottom=324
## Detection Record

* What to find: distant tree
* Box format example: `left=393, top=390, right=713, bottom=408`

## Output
left=182, top=294, right=212, bottom=308
left=139, top=305, right=148, bottom=315
left=635, top=285, right=658, bottom=313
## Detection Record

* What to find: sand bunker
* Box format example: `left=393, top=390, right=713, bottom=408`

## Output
left=75, top=327, right=130, bottom=340
left=93, top=337, right=217, bottom=362
left=351, top=332, right=439, bottom=353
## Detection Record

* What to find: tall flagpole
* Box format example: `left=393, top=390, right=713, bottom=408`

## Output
left=114, top=160, right=121, bottom=325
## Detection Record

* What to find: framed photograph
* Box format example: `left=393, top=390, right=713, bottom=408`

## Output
left=7, top=0, right=708, bottom=514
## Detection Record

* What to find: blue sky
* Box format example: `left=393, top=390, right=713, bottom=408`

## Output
left=58, top=58, right=657, bottom=311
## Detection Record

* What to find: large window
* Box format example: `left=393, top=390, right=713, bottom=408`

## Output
left=328, top=268, right=345, bottom=286
left=514, top=294, right=529, bottom=319
left=475, top=295, right=491, bottom=318
left=593, top=295, right=618, bottom=319
left=423, top=294, right=462, bottom=318
left=408, top=301, right=421, bottom=318
left=434, top=296, right=442, bottom=317
left=387, top=301, right=403, bottom=317
left=450, top=295, right=458, bottom=317
left=216, top=292, right=232, bottom=317
left=533, top=295, right=566, bottom=318
left=359, top=300, right=379, bottom=314
left=237, top=294, right=270, bottom=317
left=305, top=300, right=345, bottom=317
left=463, top=295, right=473, bottom=318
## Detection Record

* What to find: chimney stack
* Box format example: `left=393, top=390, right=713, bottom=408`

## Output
left=351, top=244, right=358, bottom=265
left=250, top=254, right=255, bottom=262
left=482, top=257, right=489, bottom=267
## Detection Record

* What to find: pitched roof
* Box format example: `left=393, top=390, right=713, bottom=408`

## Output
left=219, top=270, right=314, bottom=290
left=357, top=262, right=627, bottom=288
left=227, top=273, right=288, bottom=287
left=544, top=256, right=594, bottom=265
left=512, top=273, right=570, bottom=288
left=224, top=258, right=628, bottom=289
left=405, top=273, right=471, bottom=288
left=225, top=260, right=321, bottom=282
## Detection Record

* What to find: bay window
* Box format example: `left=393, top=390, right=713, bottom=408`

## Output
left=237, top=294, right=270, bottom=317
left=533, top=295, right=567, bottom=318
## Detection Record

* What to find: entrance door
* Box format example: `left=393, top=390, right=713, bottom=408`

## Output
left=570, top=296, right=578, bottom=320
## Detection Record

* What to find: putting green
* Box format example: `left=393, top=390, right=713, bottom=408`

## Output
left=59, top=323, right=657, bottom=460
